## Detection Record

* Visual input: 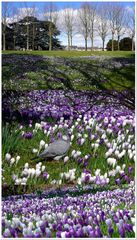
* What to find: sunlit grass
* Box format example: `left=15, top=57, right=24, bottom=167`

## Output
left=2, top=50, right=135, bottom=58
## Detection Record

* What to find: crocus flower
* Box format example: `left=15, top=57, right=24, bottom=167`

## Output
left=5, top=153, right=11, bottom=161
left=23, top=132, right=33, bottom=139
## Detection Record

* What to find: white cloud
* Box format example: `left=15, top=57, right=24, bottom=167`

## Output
left=5, top=5, right=133, bottom=48
left=125, top=6, right=134, bottom=13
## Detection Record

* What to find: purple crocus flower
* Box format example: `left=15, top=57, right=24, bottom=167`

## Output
left=124, top=175, right=130, bottom=183
left=85, top=175, right=90, bottom=182
left=118, top=226, right=125, bottom=238
left=128, top=166, right=133, bottom=174
left=77, top=158, right=83, bottom=164
left=43, top=172, right=49, bottom=180
left=108, top=227, right=114, bottom=236
left=83, top=169, right=91, bottom=174
left=115, top=178, right=120, bottom=185
left=56, top=231, right=61, bottom=238
left=120, top=172, right=125, bottom=179
left=23, top=132, right=33, bottom=139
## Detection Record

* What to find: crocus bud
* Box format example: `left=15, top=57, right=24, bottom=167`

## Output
left=64, top=156, right=69, bottom=163
left=5, top=153, right=11, bottom=161
left=40, top=140, right=45, bottom=148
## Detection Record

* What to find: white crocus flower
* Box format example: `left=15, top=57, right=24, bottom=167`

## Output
left=30, top=168, right=36, bottom=177
left=122, top=164, right=126, bottom=170
left=60, top=173, right=64, bottom=178
left=35, top=123, right=41, bottom=130
left=115, top=165, right=121, bottom=173
left=41, top=166, right=46, bottom=172
left=71, top=150, right=76, bottom=156
left=107, top=158, right=117, bottom=167
left=95, top=169, right=101, bottom=176
left=64, top=173, right=70, bottom=180
left=10, top=158, right=15, bottom=165
left=32, top=148, right=38, bottom=153
left=15, top=178, right=21, bottom=185
left=71, top=135, right=74, bottom=141
left=77, top=151, right=81, bottom=156
left=39, top=140, right=45, bottom=149
left=105, top=148, right=113, bottom=157
left=45, top=144, right=48, bottom=149
left=5, top=153, right=11, bottom=161
left=16, top=156, right=20, bottom=164
left=81, top=138, right=85, bottom=145
left=133, top=225, right=136, bottom=233
left=58, top=180, right=62, bottom=185
left=24, top=163, right=29, bottom=169
left=33, top=129, right=37, bottom=134
left=77, top=178, right=82, bottom=185
left=64, top=156, right=69, bottom=163
left=35, top=169, right=41, bottom=177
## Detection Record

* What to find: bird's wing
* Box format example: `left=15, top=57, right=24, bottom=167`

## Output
left=39, top=140, right=70, bottom=158
left=49, top=140, right=70, bottom=156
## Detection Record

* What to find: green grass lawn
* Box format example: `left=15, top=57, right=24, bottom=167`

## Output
left=2, top=51, right=135, bottom=91
left=2, top=50, right=135, bottom=58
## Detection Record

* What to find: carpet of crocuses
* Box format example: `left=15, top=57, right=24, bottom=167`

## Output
left=2, top=90, right=135, bottom=238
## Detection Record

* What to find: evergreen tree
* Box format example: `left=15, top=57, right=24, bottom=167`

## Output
left=8, top=16, right=62, bottom=50
left=106, top=39, right=118, bottom=51
left=119, top=37, right=133, bottom=51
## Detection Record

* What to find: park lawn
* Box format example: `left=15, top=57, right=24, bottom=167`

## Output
left=2, top=50, right=135, bottom=58
left=2, top=52, right=135, bottom=91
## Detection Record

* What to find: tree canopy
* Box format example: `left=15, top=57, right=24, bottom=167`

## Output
left=2, top=16, right=62, bottom=50
left=106, top=38, right=134, bottom=51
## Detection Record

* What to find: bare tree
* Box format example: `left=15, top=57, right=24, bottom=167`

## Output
left=78, top=3, right=90, bottom=51
left=127, top=7, right=135, bottom=51
left=2, top=2, right=10, bottom=50
left=31, top=4, right=37, bottom=50
left=45, top=3, right=58, bottom=51
left=10, top=4, right=19, bottom=50
left=115, top=4, right=127, bottom=51
left=88, top=3, right=97, bottom=50
left=107, top=3, right=118, bottom=51
left=97, top=5, right=109, bottom=51
left=63, top=7, right=75, bottom=50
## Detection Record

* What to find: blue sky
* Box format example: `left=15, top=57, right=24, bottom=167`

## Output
left=2, top=1, right=135, bottom=47
left=2, top=1, right=135, bottom=10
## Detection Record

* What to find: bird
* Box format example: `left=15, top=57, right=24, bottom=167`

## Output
left=31, top=135, right=70, bottom=161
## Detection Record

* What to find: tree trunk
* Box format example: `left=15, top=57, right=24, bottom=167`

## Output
left=70, top=34, right=72, bottom=50
left=85, top=37, right=87, bottom=51
left=91, top=32, right=94, bottom=50
left=102, top=39, right=105, bottom=51
left=91, top=38, right=94, bottom=50
left=68, top=33, right=70, bottom=51
left=3, top=32, right=6, bottom=50
left=49, top=23, right=52, bottom=51
left=132, top=37, right=134, bottom=51
left=26, top=23, right=29, bottom=50
left=112, top=32, right=114, bottom=51
left=117, top=35, right=120, bottom=51
left=13, top=35, right=16, bottom=50
left=32, top=24, right=35, bottom=51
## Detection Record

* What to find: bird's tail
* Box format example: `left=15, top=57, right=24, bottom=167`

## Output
left=31, top=156, right=39, bottom=160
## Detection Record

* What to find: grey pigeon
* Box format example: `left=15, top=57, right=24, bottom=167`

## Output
left=31, top=136, right=70, bottom=161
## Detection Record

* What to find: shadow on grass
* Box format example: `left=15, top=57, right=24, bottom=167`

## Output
left=2, top=54, right=135, bottom=91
